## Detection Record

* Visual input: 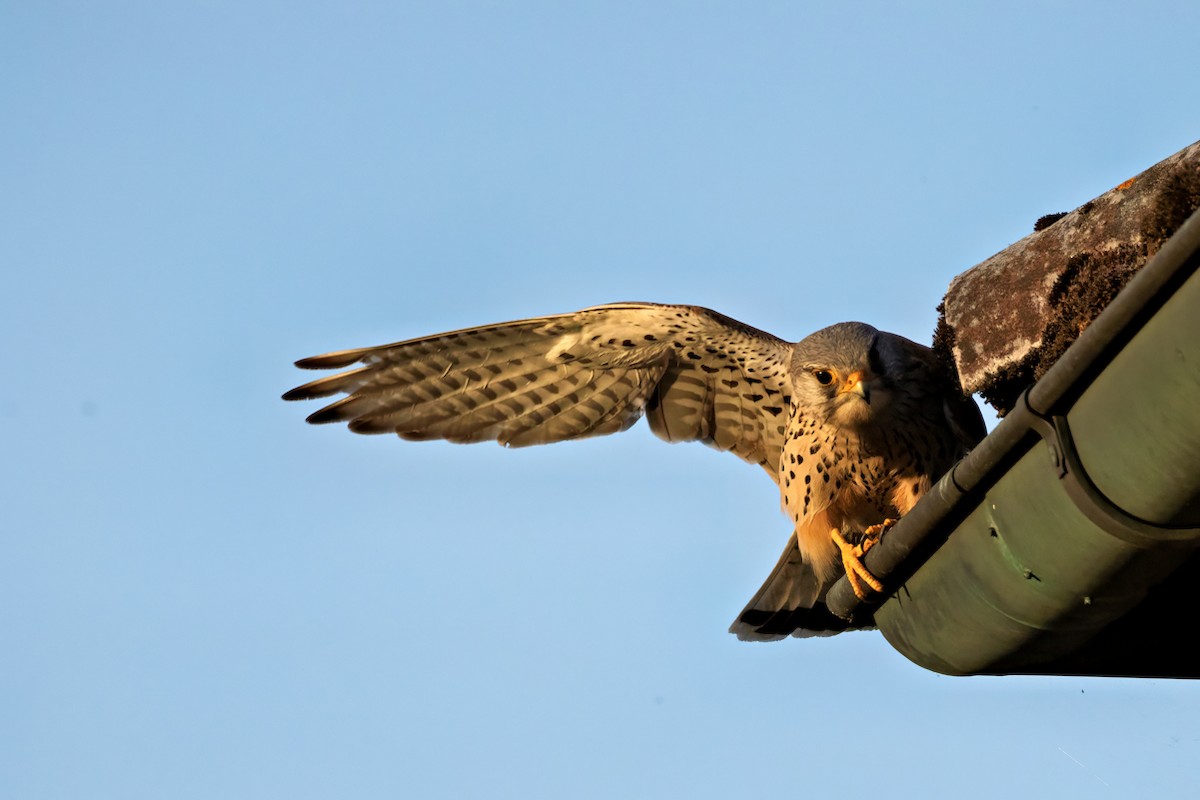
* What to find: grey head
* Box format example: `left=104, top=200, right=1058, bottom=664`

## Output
left=790, top=321, right=923, bottom=428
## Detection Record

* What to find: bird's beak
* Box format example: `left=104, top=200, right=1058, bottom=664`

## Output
left=839, top=370, right=870, bottom=401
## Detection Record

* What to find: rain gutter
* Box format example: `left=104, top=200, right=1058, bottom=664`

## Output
left=826, top=205, right=1200, bottom=677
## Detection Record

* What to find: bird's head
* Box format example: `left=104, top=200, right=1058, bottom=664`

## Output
left=791, top=322, right=901, bottom=428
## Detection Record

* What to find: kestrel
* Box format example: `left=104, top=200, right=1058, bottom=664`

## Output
left=284, top=302, right=985, bottom=639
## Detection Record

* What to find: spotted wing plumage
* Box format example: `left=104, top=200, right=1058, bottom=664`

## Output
left=284, top=303, right=795, bottom=475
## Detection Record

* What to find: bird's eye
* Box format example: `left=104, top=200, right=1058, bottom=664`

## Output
left=813, top=369, right=834, bottom=385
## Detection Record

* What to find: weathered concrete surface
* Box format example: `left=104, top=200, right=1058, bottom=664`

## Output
left=938, top=139, right=1200, bottom=414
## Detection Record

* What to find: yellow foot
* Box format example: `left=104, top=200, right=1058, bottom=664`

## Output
left=862, top=518, right=898, bottom=540
left=831, top=525, right=889, bottom=601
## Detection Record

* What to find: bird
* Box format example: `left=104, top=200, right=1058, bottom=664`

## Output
left=283, top=302, right=986, bottom=639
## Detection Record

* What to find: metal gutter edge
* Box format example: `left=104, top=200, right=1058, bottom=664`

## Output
left=825, top=205, right=1200, bottom=676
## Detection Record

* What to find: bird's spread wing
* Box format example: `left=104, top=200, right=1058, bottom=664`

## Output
left=284, top=303, right=795, bottom=474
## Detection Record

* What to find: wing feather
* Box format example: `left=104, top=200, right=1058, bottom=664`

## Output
left=284, top=302, right=795, bottom=473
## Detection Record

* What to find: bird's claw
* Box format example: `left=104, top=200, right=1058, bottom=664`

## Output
left=862, top=518, right=898, bottom=540
left=831, top=519, right=897, bottom=600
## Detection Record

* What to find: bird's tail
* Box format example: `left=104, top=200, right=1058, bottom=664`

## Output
left=729, top=532, right=869, bottom=640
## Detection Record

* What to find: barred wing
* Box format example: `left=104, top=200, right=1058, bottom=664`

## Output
left=283, top=303, right=795, bottom=475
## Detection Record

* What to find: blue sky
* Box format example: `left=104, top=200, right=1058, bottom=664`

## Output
left=4, top=3, right=1200, bottom=798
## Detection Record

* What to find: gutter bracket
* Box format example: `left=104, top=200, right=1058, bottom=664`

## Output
left=1019, top=390, right=1200, bottom=548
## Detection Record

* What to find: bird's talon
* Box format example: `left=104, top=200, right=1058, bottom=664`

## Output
left=862, top=517, right=898, bottom=539
left=831, top=527, right=886, bottom=600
